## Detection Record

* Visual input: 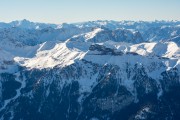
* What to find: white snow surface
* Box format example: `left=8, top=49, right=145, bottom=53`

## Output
left=0, top=21, right=179, bottom=74
left=0, top=38, right=178, bottom=73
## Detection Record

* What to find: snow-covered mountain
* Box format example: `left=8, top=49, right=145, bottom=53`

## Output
left=0, top=19, right=57, bottom=30
left=0, top=20, right=180, bottom=120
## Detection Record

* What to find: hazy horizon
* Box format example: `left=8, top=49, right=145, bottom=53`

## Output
left=1, top=19, right=180, bottom=25
left=0, top=0, right=180, bottom=24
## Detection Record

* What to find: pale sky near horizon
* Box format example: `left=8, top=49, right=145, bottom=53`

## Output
left=0, top=0, right=180, bottom=24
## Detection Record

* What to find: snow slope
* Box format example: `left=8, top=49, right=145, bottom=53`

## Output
left=0, top=20, right=179, bottom=73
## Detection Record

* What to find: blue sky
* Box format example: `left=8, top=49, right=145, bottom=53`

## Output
left=0, top=0, right=180, bottom=23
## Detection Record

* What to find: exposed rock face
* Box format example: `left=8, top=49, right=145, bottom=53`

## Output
left=0, top=59, right=180, bottom=120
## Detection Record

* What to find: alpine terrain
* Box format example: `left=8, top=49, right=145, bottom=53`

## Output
left=0, top=19, right=180, bottom=120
